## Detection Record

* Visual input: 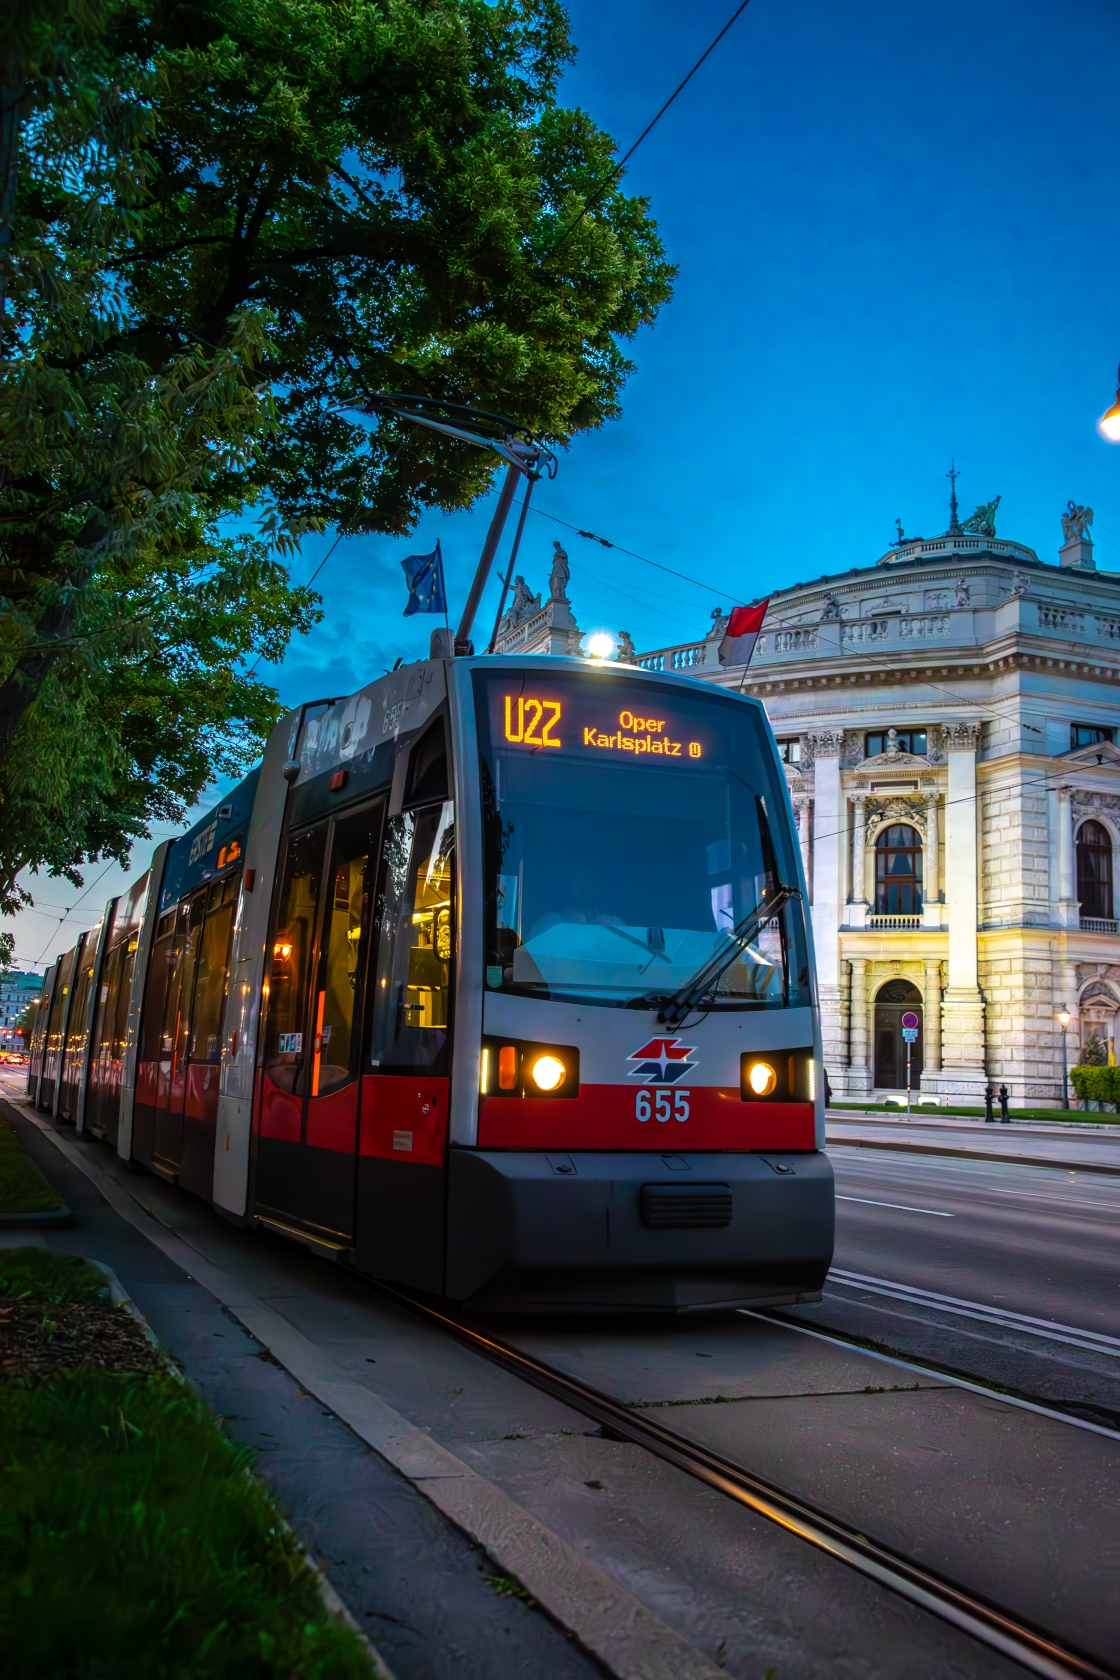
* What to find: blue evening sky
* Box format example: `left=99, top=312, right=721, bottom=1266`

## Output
left=15, top=0, right=1120, bottom=966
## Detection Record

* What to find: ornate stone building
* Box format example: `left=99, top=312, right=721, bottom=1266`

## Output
left=633, top=500, right=1120, bottom=1104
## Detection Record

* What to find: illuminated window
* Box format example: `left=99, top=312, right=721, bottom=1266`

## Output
left=1077, top=820, right=1113, bottom=920
left=875, top=824, right=923, bottom=914
left=866, top=728, right=927, bottom=759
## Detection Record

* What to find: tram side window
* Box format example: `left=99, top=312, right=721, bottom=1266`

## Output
left=263, top=826, right=326, bottom=1093
left=139, top=913, right=177, bottom=1064
left=368, top=803, right=454, bottom=1072
left=189, top=876, right=238, bottom=1064
left=315, top=815, right=374, bottom=1096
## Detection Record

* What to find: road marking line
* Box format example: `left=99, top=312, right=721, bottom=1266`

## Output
left=836, top=1195, right=952, bottom=1217
left=829, top=1269, right=1120, bottom=1355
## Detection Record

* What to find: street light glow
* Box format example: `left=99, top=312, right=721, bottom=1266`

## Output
left=1099, top=366, right=1120, bottom=441
left=1057, top=1010, right=1071, bottom=1028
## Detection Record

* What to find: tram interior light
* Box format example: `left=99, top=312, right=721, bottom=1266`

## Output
left=747, top=1060, right=778, bottom=1096
left=530, top=1054, right=566, bottom=1091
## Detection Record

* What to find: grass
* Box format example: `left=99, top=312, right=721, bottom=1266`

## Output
left=0, top=1113, right=64, bottom=1215
left=0, top=1250, right=378, bottom=1679
left=828, top=1101, right=1120, bottom=1124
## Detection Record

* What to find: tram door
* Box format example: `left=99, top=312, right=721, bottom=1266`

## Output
left=256, top=800, right=384, bottom=1242
left=150, top=892, right=206, bottom=1178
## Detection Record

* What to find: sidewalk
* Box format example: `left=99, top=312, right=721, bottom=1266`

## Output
left=826, top=1111, right=1120, bottom=1176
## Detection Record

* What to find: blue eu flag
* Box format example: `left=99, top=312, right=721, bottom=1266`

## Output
left=401, top=541, right=448, bottom=616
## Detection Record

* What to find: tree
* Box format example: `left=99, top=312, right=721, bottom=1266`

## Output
left=1, top=0, right=322, bottom=907
left=107, top=0, right=675, bottom=533
left=1, top=0, right=672, bottom=910
left=1077, top=1028, right=1108, bottom=1067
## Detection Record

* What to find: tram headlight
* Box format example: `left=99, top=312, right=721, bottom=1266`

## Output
left=530, top=1054, right=566, bottom=1092
left=747, top=1060, right=778, bottom=1097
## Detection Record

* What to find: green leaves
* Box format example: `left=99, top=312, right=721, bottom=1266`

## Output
left=0, top=0, right=671, bottom=913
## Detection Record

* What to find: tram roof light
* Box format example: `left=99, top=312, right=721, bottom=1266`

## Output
left=1100, top=367, right=1120, bottom=442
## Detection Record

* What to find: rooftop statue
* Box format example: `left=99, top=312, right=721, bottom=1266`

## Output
left=960, top=496, right=1001, bottom=538
left=819, top=593, right=842, bottom=621
left=549, top=540, right=570, bottom=602
left=506, top=574, right=540, bottom=626
left=1061, top=501, right=1093, bottom=543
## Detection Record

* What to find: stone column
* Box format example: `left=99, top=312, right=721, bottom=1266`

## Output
left=1057, top=787, right=1078, bottom=928
left=807, top=731, right=846, bottom=1080
left=937, top=722, right=986, bottom=1098
left=794, top=799, right=812, bottom=899
left=847, top=956, right=871, bottom=1096
left=848, top=794, right=869, bottom=929
left=923, top=793, right=941, bottom=928
left=922, top=957, right=943, bottom=1079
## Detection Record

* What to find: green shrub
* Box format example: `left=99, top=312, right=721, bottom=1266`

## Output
left=1069, top=1064, right=1120, bottom=1105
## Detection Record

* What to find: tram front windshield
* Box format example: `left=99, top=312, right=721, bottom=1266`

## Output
left=476, top=671, right=810, bottom=1010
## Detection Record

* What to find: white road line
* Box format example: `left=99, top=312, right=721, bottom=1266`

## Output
left=829, top=1268, right=1120, bottom=1357
left=836, top=1195, right=952, bottom=1217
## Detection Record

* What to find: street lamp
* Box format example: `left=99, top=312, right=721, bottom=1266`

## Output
left=1099, top=366, right=1120, bottom=442
left=1057, top=1009, right=1072, bottom=1108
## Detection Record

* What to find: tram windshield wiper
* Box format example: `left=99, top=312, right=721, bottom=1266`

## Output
left=643, top=884, right=801, bottom=1027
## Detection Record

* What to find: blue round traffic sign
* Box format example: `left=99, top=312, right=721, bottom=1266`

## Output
left=901, top=1011, right=919, bottom=1029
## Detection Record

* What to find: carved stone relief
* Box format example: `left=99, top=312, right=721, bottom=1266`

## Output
left=808, top=729, right=845, bottom=759
left=942, top=720, right=983, bottom=752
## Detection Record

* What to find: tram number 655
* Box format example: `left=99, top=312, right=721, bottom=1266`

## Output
left=636, top=1089, right=690, bottom=1122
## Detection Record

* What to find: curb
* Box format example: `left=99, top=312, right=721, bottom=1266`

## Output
left=0, top=1204, right=72, bottom=1227
left=827, top=1135, right=1120, bottom=1176
left=27, top=1108, right=728, bottom=1680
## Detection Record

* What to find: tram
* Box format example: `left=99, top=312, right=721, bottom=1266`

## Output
left=27, top=655, right=833, bottom=1311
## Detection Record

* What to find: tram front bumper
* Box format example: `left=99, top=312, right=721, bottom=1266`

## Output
left=445, top=1147, right=835, bottom=1313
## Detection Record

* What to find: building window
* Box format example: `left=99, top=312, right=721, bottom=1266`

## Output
left=1071, top=723, right=1115, bottom=751
left=866, top=728, right=927, bottom=759
left=1077, top=819, right=1114, bottom=920
left=776, top=738, right=801, bottom=765
left=875, top=824, right=923, bottom=914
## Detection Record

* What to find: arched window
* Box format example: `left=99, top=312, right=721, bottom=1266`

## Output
left=1077, top=819, right=1113, bottom=920
left=875, top=824, right=923, bottom=914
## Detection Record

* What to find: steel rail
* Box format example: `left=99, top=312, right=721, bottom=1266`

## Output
left=377, top=1283, right=1117, bottom=1680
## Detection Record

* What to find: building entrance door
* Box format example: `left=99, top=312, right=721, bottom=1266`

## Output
left=874, top=979, right=923, bottom=1089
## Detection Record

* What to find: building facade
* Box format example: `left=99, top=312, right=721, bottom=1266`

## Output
left=0, top=969, right=42, bottom=1052
left=633, top=504, right=1120, bottom=1105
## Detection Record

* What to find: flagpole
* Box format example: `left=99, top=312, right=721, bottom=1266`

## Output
left=487, top=477, right=535, bottom=653
left=437, top=540, right=452, bottom=650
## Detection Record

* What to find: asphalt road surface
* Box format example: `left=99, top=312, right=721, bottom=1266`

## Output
left=790, top=1144, right=1120, bottom=1425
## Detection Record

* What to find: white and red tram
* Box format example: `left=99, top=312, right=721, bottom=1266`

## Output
left=28, top=655, right=833, bottom=1311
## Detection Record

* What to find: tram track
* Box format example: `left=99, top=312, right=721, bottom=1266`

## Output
left=378, top=1282, right=1118, bottom=1680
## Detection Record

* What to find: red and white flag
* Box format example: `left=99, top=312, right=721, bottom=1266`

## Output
left=718, top=599, right=769, bottom=668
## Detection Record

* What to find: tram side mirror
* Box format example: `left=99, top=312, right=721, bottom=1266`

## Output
left=404, top=717, right=448, bottom=807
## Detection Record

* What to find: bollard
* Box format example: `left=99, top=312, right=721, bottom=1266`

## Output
left=984, top=1084, right=995, bottom=1123
left=999, top=1083, right=1010, bottom=1123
